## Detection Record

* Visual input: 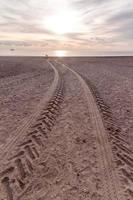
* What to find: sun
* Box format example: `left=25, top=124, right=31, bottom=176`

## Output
left=54, top=50, right=67, bottom=57
left=43, top=11, right=78, bottom=35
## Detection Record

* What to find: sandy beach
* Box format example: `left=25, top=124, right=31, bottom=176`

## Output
left=0, top=57, right=133, bottom=200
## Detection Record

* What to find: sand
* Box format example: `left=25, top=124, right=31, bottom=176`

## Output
left=0, top=57, right=54, bottom=146
left=0, top=57, right=133, bottom=200
left=62, top=57, right=133, bottom=150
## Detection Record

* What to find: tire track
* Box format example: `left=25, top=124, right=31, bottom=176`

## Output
left=0, top=60, right=59, bottom=162
left=82, top=77, right=133, bottom=200
left=0, top=61, right=64, bottom=200
left=56, top=60, right=124, bottom=200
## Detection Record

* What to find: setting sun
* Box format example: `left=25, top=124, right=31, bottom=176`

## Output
left=54, top=50, right=67, bottom=57
left=0, top=0, right=133, bottom=200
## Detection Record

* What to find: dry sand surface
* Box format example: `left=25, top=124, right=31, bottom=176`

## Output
left=63, top=57, right=133, bottom=150
left=0, top=57, right=133, bottom=200
left=0, top=57, right=54, bottom=147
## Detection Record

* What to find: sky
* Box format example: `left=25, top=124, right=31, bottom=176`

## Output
left=0, top=0, right=133, bottom=56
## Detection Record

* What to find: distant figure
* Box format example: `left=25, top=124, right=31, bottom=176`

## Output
left=45, top=54, right=49, bottom=59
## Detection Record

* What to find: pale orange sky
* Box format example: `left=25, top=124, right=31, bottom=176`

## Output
left=0, top=0, right=133, bottom=56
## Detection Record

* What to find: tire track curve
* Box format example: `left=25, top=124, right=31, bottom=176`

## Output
left=55, top=60, right=124, bottom=200
left=82, top=77, right=133, bottom=200
left=0, top=60, right=59, bottom=162
left=0, top=60, right=64, bottom=200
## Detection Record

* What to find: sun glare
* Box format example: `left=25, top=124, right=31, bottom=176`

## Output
left=43, top=10, right=78, bottom=35
left=54, top=50, right=66, bottom=57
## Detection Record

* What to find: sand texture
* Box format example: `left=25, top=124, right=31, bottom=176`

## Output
left=0, top=57, right=133, bottom=200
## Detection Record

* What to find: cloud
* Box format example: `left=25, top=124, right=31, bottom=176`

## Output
left=108, top=9, right=133, bottom=22
left=0, top=0, right=133, bottom=54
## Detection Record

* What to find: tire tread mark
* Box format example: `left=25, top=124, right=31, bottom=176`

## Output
left=1, top=177, right=13, bottom=200
left=0, top=61, right=64, bottom=200
left=15, top=158, right=26, bottom=179
left=79, top=74, right=133, bottom=200
left=59, top=61, right=123, bottom=200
